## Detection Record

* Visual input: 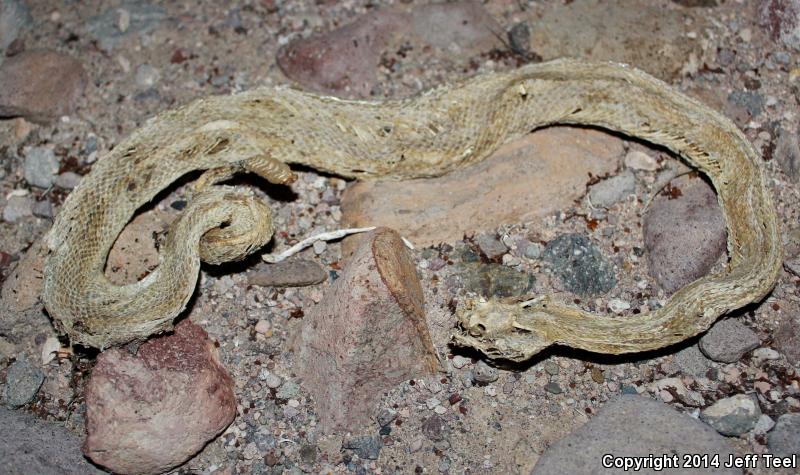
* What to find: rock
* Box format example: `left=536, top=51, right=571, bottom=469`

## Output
left=508, top=21, right=531, bottom=55
left=471, top=360, right=499, bottom=384
left=2, top=356, right=43, bottom=407
left=673, top=345, right=712, bottom=377
left=760, top=0, right=800, bottom=51
left=0, top=50, right=87, bottom=123
left=527, top=0, right=703, bottom=80
left=699, top=318, right=760, bottom=363
left=54, top=171, right=83, bottom=189
left=775, top=127, right=800, bottom=182
left=750, top=347, right=781, bottom=366
left=247, top=259, right=327, bottom=287
left=651, top=377, right=705, bottom=407
left=544, top=382, right=562, bottom=394
left=774, top=310, right=800, bottom=365
left=588, top=171, right=636, bottom=207
left=83, top=320, right=236, bottom=475
left=0, top=407, right=105, bottom=475
left=23, top=146, right=60, bottom=189
left=277, top=10, right=407, bottom=98
left=410, top=1, right=502, bottom=54
left=768, top=413, right=800, bottom=457
left=753, top=414, right=775, bottom=434
left=104, top=210, right=170, bottom=285
left=134, top=63, right=161, bottom=88
left=532, top=395, right=738, bottom=475
left=0, top=239, right=46, bottom=312
left=473, top=233, right=508, bottom=260
left=2, top=195, right=33, bottom=223
left=277, top=1, right=501, bottom=98
left=727, top=91, right=764, bottom=119
left=448, top=263, right=535, bottom=298
left=0, top=0, right=32, bottom=55
left=422, top=414, right=446, bottom=441
left=31, top=200, right=53, bottom=219
left=543, top=233, right=616, bottom=297
left=643, top=175, right=726, bottom=294
left=86, top=0, right=166, bottom=52
left=700, top=394, right=761, bottom=436
left=296, top=228, right=438, bottom=433
left=624, top=150, right=660, bottom=171
left=342, top=435, right=382, bottom=460
left=342, top=127, right=622, bottom=249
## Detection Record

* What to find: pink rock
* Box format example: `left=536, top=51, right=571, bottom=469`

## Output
left=277, top=10, right=408, bottom=98
left=643, top=175, right=727, bottom=294
left=0, top=49, right=87, bottom=123
left=277, top=1, right=502, bottom=98
left=297, top=228, right=438, bottom=433
left=83, top=320, right=236, bottom=475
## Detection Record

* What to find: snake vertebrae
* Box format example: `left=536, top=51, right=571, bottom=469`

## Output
left=42, top=59, right=781, bottom=358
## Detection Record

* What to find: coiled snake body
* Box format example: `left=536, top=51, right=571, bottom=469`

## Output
left=42, top=60, right=781, bottom=358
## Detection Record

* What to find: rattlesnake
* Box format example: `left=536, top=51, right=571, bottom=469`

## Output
left=42, top=59, right=782, bottom=357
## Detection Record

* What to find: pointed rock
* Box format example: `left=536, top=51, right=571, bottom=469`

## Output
left=297, top=228, right=438, bottom=433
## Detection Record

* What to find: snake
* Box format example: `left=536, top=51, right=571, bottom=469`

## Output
left=41, top=59, right=782, bottom=358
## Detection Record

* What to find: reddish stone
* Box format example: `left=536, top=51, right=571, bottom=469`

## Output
left=83, top=320, right=236, bottom=475
left=0, top=49, right=87, bottom=123
left=297, top=228, right=438, bottom=433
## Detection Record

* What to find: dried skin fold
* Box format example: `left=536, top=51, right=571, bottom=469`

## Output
left=42, top=59, right=781, bottom=358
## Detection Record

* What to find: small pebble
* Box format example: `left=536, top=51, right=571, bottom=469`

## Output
left=2, top=357, right=44, bottom=408
left=254, top=319, right=272, bottom=335
left=544, top=382, right=562, bottom=394
left=451, top=355, right=470, bottom=369
left=472, top=360, right=499, bottom=384
left=3, top=195, right=33, bottom=223
left=608, top=298, right=631, bottom=314
left=624, top=150, right=659, bottom=171
left=700, top=394, right=761, bottom=436
left=312, top=240, right=327, bottom=255
left=54, top=172, right=82, bottom=189
left=23, top=146, right=60, bottom=189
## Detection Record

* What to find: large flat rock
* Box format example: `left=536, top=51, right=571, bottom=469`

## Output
left=341, top=127, right=623, bottom=248
left=532, top=395, right=740, bottom=475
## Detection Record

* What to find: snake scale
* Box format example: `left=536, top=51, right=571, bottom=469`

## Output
left=42, top=59, right=782, bottom=359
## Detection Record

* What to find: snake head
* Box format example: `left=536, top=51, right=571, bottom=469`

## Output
left=451, top=297, right=551, bottom=362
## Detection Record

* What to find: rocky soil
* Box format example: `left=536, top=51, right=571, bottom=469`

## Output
left=1, top=0, right=799, bottom=474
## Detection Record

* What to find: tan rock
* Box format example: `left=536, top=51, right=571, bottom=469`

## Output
left=0, top=239, right=46, bottom=313
left=0, top=49, right=87, bottom=123
left=341, top=127, right=623, bottom=249
left=105, top=209, right=172, bottom=285
left=297, top=228, right=438, bottom=433
left=83, top=320, right=236, bottom=475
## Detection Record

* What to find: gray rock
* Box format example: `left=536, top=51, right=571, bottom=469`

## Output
left=543, top=233, right=616, bottom=296
left=422, top=414, right=446, bottom=441
left=508, top=21, right=531, bottom=55
left=275, top=381, right=299, bottom=400
left=54, top=171, right=82, bottom=189
left=2, top=195, right=33, bottom=223
left=248, top=259, right=327, bottom=287
left=699, top=318, right=759, bottom=363
left=2, top=357, right=44, bottom=407
left=0, top=407, right=105, bottom=474
left=700, top=394, right=761, bottom=437
left=343, top=435, right=382, bottom=460
left=0, top=0, right=32, bottom=54
left=532, top=395, right=739, bottom=474
left=543, top=360, right=560, bottom=376
left=673, top=345, right=712, bottom=377
left=588, top=171, right=636, bottom=208
left=727, top=90, right=763, bottom=118
left=775, top=127, right=800, bottom=182
left=134, top=63, right=160, bottom=88
left=471, top=360, right=499, bottom=384
left=31, top=199, right=53, bottom=219
left=449, top=262, right=535, bottom=298
left=644, top=175, right=726, bottom=293
left=23, top=146, right=60, bottom=189
left=768, top=413, right=800, bottom=457
left=474, top=233, right=508, bottom=259
left=544, top=382, right=562, bottom=394
left=86, top=0, right=166, bottom=51
left=775, top=311, right=800, bottom=365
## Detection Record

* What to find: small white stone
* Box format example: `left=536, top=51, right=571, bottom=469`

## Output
left=434, top=405, right=447, bottom=415
left=451, top=355, right=470, bottom=369
left=312, top=240, right=327, bottom=255
left=255, top=319, right=272, bottom=335
left=287, top=399, right=300, bottom=408
left=608, top=298, right=631, bottom=314
left=624, top=150, right=659, bottom=171
left=425, top=397, right=440, bottom=410
left=484, top=385, right=497, bottom=397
